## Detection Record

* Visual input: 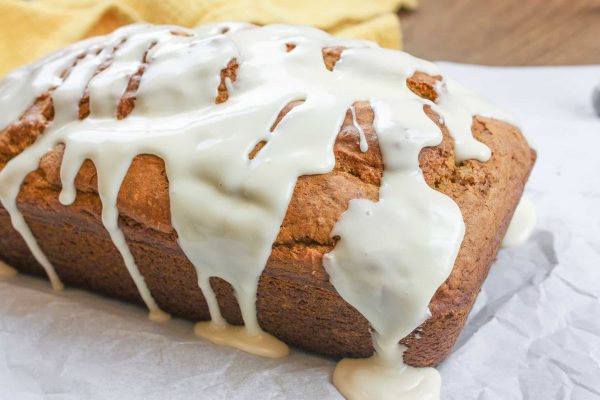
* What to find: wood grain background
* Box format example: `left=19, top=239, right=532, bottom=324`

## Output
left=399, top=0, right=600, bottom=65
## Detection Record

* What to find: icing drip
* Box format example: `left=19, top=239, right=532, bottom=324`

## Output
left=433, top=79, right=516, bottom=163
left=502, top=197, right=536, bottom=248
left=323, top=97, right=464, bottom=398
left=0, top=22, right=515, bottom=399
left=351, top=105, right=369, bottom=152
left=0, top=260, right=17, bottom=278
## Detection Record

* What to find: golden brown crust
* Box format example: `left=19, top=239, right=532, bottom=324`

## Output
left=322, top=46, right=345, bottom=71
left=0, top=55, right=535, bottom=366
left=407, top=71, right=441, bottom=102
left=216, top=59, right=238, bottom=104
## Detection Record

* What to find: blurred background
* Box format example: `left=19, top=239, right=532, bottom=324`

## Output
left=400, top=0, right=600, bottom=65
left=1, top=0, right=599, bottom=78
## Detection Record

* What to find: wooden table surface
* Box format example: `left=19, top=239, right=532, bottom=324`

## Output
left=399, top=0, right=600, bottom=66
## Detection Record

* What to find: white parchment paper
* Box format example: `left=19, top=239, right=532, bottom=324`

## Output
left=1, top=64, right=599, bottom=399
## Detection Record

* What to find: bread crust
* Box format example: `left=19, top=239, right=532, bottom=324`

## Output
left=0, top=62, right=535, bottom=367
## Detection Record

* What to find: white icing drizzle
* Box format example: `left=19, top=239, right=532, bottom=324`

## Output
left=0, top=45, right=83, bottom=132
left=323, top=98, right=464, bottom=398
left=350, top=105, right=369, bottom=152
left=502, top=197, right=536, bottom=248
left=0, top=150, right=65, bottom=290
left=0, top=23, right=513, bottom=399
left=433, top=79, right=517, bottom=163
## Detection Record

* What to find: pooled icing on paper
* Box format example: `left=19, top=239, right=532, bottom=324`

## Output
left=0, top=259, right=17, bottom=278
left=0, top=23, right=511, bottom=399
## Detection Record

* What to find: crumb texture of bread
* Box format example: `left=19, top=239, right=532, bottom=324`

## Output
left=0, top=46, right=535, bottom=367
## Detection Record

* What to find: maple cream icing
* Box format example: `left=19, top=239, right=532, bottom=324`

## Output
left=0, top=259, right=17, bottom=278
left=502, top=197, right=536, bottom=248
left=0, top=23, right=516, bottom=399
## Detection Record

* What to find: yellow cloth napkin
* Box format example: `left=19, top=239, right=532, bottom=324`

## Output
left=0, top=0, right=416, bottom=78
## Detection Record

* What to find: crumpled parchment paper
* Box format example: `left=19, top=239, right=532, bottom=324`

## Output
left=1, top=64, right=599, bottom=400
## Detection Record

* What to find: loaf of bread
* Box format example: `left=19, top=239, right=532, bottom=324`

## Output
left=0, top=24, right=535, bottom=369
